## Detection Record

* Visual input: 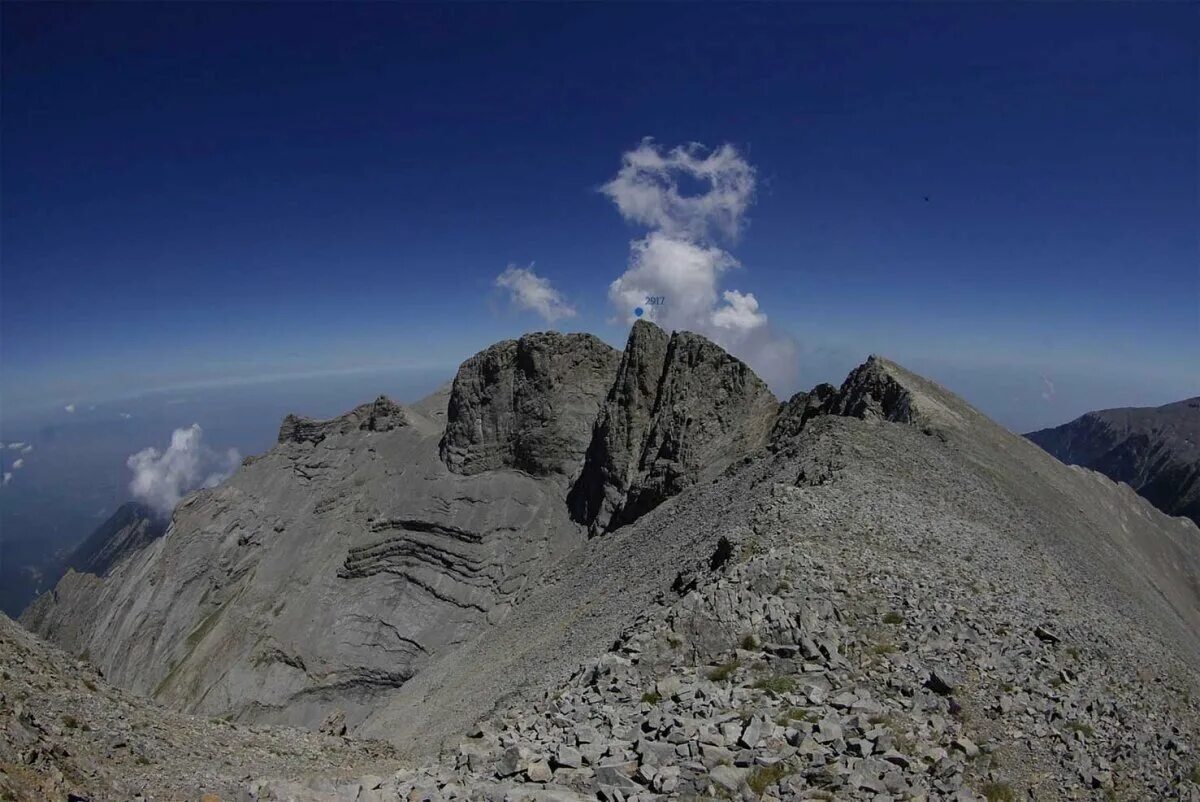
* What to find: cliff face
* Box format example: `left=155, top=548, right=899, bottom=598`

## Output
left=440, top=332, right=620, bottom=477
left=568, top=321, right=779, bottom=534
left=1027, top=397, right=1200, bottom=526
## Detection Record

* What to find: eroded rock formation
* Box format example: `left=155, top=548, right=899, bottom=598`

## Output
left=440, top=332, right=620, bottom=477
left=569, top=322, right=779, bottom=534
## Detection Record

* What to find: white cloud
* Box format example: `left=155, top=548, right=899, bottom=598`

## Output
left=602, top=139, right=798, bottom=391
left=120, top=412, right=134, bottom=420
left=11, top=459, right=23, bottom=470
left=7, top=442, right=25, bottom=450
left=602, top=140, right=755, bottom=241
left=127, top=424, right=241, bottom=518
left=2, top=473, right=10, bottom=486
left=495, top=264, right=577, bottom=323
left=1041, top=375, right=1056, bottom=402
left=64, top=404, right=76, bottom=414
left=712, top=290, right=768, bottom=331
left=20, top=445, right=33, bottom=454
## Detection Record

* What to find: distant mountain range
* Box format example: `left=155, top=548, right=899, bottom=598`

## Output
left=1027, top=397, right=1200, bottom=526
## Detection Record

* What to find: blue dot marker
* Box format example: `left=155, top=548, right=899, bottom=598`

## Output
left=634, top=307, right=644, bottom=317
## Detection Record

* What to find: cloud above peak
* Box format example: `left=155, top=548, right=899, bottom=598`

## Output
left=602, top=139, right=797, bottom=391
left=495, top=264, right=577, bottom=323
left=127, top=424, right=240, bottom=518
left=602, top=139, right=755, bottom=241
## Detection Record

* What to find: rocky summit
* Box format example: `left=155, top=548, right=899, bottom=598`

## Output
left=10, top=322, right=1200, bottom=801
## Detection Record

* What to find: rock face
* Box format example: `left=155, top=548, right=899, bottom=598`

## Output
left=771, top=382, right=838, bottom=443
left=1027, top=396, right=1200, bottom=526
left=832, top=354, right=970, bottom=433
left=440, top=332, right=620, bottom=477
left=63, top=501, right=166, bottom=578
left=15, top=327, right=1200, bottom=802
left=569, top=322, right=779, bottom=534
left=567, top=321, right=671, bottom=532
left=21, top=386, right=585, bottom=733
left=279, top=395, right=408, bottom=444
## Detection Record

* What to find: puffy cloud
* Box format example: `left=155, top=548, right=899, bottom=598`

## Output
left=495, top=264, right=577, bottom=323
left=7, top=442, right=25, bottom=450
left=20, top=445, right=32, bottom=454
left=712, top=290, right=767, bottom=331
left=603, top=139, right=798, bottom=391
left=64, top=404, right=76, bottom=414
left=607, top=233, right=735, bottom=327
left=119, top=412, right=133, bottom=420
left=602, top=140, right=755, bottom=241
left=11, top=459, right=23, bottom=470
left=127, top=424, right=240, bottom=518
left=2, top=473, right=10, bottom=486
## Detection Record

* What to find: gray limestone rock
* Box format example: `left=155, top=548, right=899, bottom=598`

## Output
left=16, top=328, right=1200, bottom=802
left=568, top=321, right=671, bottom=532
left=570, top=322, right=779, bottom=534
left=440, top=332, right=620, bottom=477
left=280, top=396, right=408, bottom=444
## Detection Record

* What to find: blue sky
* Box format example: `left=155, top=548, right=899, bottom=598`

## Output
left=3, top=3, right=1197, bottom=429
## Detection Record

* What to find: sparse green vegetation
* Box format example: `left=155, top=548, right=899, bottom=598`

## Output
left=740, top=633, right=759, bottom=650
left=82, top=678, right=98, bottom=692
left=640, top=690, right=661, bottom=704
left=707, top=658, right=741, bottom=683
left=882, top=611, right=904, bottom=625
left=61, top=714, right=79, bottom=729
left=666, top=632, right=683, bottom=649
left=751, top=674, right=797, bottom=695
left=1067, top=721, right=1094, bottom=737
left=747, top=761, right=794, bottom=795
left=1188, top=763, right=1200, bottom=784
left=872, top=642, right=897, bottom=655
left=979, top=782, right=1017, bottom=802
left=775, top=707, right=815, bottom=726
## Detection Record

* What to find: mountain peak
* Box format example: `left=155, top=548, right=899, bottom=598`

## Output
left=278, top=395, right=407, bottom=445
left=439, top=331, right=621, bottom=477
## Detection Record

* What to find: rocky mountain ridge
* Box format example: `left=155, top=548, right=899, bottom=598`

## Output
left=13, top=321, right=1200, bottom=800
left=1027, top=396, right=1200, bottom=526
left=62, top=501, right=166, bottom=579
